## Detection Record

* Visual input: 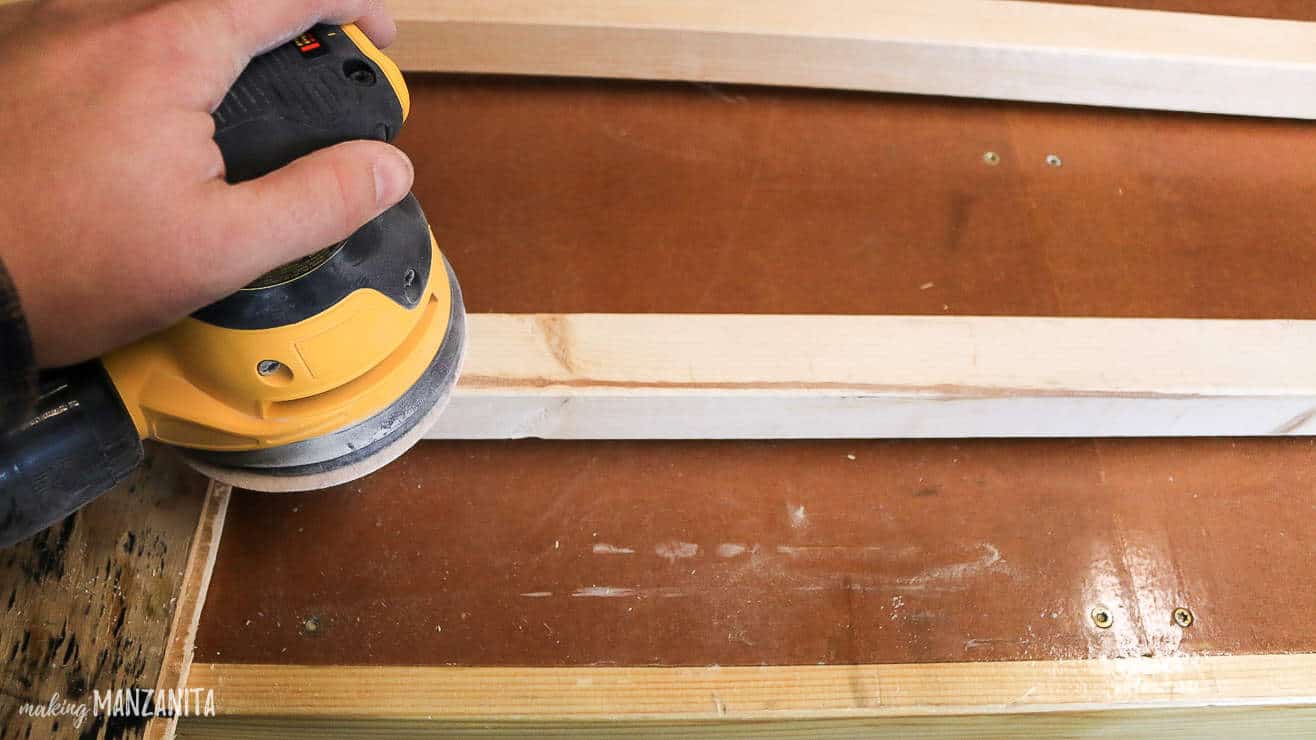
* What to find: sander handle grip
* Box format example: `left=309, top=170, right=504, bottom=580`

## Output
left=0, top=362, right=143, bottom=548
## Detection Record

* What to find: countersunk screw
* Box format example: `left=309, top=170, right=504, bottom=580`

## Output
left=982, top=151, right=1001, bottom=166
left=1091, top=606, right=1114, bottom=629
left=1046, top=153, right=1064, bottom=167
left=1173, top=607, right=1194, bottom=628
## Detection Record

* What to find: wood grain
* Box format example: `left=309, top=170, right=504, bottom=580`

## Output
left=173, top=707, right=1316, bottom=739
left=0, top=450, right=211, bottom=740
left=431, top=313, right=1316, bottom=439
left=398, top=79, right=1316, bottom=322
left=388, top=0, right=1316, bottom=118
left=177, top=655, right=1316, bottom=735
left=196, top=437, right=1316, bottom=668
left=145, top=483, right=231, bottom=740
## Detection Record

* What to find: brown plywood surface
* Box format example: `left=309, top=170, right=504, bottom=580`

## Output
left=401, top=77, right=1314, bottom=320
left=196, top=438, right=1316, bottom=667
left=198, top=2, right=1316, bottom=668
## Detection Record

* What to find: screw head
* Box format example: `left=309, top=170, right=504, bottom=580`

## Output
left=1046, top=154, right=1064, bottom=167
left=1091, top=606, right=1114, bottom=629
left=1173, top=607, right=1194, bottom=628
left=343, top=59, right=377, bottom=86
left=982, top=151, right=1001, bottom=166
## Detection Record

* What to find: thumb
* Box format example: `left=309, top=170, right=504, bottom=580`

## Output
left=205, top=140, right=414, bottom=287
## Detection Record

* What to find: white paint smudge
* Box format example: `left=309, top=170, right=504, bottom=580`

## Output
left=716, top=543, right=747, bottom=558
left=592, top=543, right=635, bottom=555
left=571, top=587, right=637, bottom=598
left=520, top=592, right=553, bottom=598
left=775, top=545, right=886, bottom=558
left=787, top=503, right=808, bottom=528
left=655, top=541, right=699, bottom=562
left=902, top=543, right=1003, bottom=586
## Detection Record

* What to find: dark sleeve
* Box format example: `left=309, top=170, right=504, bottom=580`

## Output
left=0, top=256, right=37, bottom=433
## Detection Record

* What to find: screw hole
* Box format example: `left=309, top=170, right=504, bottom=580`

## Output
left=343, top=59, right=376, bottom=86
left=256, top=360, right=294, bottom=386
left=401, top=268, right=421, bottom=304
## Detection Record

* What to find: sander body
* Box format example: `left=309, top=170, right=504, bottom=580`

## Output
left=0, top=25, right=466, bottom=546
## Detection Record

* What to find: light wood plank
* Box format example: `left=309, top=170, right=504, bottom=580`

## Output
left=174, top=707, right=1316, bottom=739
left=427, top=314, right=1316, bottom=440
left=178, top=654, right=1316, bottom=735
left=146, top=483, right=231, bottom=740
left=389, top=0, right=1316, bottom=119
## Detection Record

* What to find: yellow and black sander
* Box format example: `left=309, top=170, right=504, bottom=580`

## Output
left=0, top=25, right=465, bottom=546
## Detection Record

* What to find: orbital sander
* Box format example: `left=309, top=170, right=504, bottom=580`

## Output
left=0, top=25, right=466, bottom=546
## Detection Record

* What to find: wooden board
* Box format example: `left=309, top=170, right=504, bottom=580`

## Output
left=178, top=655, right=1316, bottom=736
left=0, top=449, right=212, bottom=740
left=177, top=707, right=1316, bottom=739
left=431, top=313, right=1316, bottom=439
left=145, top=484, right=231, bottom=740
left=388, top=0, right=1316, bottom=118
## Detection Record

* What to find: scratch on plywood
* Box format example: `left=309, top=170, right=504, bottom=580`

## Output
left=965, top=637, right=1030, bottom=651
left=571, top=587, right=637, bottom=598
left=898, top=543, right=1004, bottom=589
left=569, top=586, right=686, bottom=599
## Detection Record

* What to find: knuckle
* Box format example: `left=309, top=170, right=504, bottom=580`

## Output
left=124, top=3, right=223, bottom=71
left=324, top=153, right=370, bottom=235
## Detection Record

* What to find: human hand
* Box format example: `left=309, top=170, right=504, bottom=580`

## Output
left=0, top=0, right=414, bottom=367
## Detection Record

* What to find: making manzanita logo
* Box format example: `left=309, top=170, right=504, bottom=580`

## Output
left=18, top=688, right=216, bottom=728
